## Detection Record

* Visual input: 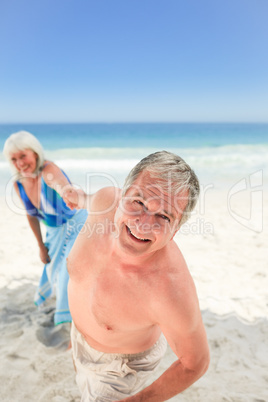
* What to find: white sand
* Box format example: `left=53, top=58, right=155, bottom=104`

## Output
left=0, top=188, right=267, bottom=402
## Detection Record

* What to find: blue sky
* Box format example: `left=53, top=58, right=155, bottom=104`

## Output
left=0, top=0, right=267, bottom=123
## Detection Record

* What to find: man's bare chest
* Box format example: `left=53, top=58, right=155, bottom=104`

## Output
left=88, top=266, right=155, bottom=332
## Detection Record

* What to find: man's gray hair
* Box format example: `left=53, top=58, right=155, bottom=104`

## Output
left=122, top=150, right=200, bottom=227
left=3, top=131, right=45, bottom=180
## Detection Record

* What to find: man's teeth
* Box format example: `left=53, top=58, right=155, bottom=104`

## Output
left=129, top=228, right=149, bottom=242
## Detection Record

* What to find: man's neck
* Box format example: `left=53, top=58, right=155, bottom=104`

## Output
left=111, top=237, right=164, bottom=270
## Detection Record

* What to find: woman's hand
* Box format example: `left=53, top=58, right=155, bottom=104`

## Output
left=39, top=243, right=51, bottom=264
left=62, top=187, right=86, bottom=210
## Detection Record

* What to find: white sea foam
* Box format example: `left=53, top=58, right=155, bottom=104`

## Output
left=1, top=144, right=267, bottom=193
left=42, top=144, right=268, bottom=168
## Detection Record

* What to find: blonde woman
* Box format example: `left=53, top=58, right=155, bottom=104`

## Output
left=3, top=131, right=87, bottom=326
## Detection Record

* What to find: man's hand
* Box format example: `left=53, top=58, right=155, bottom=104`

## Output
left=62, top=187, right=86, bottom=210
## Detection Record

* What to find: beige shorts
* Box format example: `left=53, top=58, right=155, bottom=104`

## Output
left=71, top=323, right=167, bottom=401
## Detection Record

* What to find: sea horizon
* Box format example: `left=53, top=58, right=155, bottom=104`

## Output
left=1, top=122, right=268, bottom=149
left=1, top=122, right=267, bottom=193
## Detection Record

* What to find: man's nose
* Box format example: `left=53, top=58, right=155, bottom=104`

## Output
left=136, top=212, right=155, bottom=228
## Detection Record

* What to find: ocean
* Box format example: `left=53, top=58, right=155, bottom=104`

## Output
left=1, top=123, right=268, bottom=194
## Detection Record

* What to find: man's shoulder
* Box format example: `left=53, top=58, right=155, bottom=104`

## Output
left=165, top=240, right=189, bottom=274
left=155, top=242, right=195, bottom=298
left=150, top=245, right=199, bottom=327
left=90, top=186, right=121, bottom=215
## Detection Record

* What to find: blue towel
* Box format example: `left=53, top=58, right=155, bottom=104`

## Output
left=34, top=209, right=88, bottom=325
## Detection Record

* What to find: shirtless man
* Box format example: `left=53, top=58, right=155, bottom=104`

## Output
left=64, top=151, right=210, bottom=401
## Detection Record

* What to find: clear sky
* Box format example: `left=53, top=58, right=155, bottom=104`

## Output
left=0, top=0, right=267, bottom=123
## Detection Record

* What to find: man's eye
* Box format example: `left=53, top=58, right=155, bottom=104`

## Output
left=134, top=200, right=144, bottom=206
left=159, top=215, right=170, bottom=222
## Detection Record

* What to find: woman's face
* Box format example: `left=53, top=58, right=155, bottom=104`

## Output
left=10, top=149, right=38, bottom=177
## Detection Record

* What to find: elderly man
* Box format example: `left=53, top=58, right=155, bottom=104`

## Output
left=64, top=151, right=209, bottom=401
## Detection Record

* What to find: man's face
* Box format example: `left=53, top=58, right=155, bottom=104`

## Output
left=114, top=171, right=188, bottom=256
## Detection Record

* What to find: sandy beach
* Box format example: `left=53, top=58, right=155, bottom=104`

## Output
left=1, top=0, right=268, bottom=397
left=0, top=186, right=267, bottom=401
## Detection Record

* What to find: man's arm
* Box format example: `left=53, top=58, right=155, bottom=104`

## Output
left=119, top=272, right=210, bottom=402
left=64, top=184, right=121, bottom=213
left=42, top=163, right=121, bottom=212
left=128, top=321, right=209, bottom=402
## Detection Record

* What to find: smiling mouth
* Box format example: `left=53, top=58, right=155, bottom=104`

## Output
left=127, top=226, right=150, bottom=242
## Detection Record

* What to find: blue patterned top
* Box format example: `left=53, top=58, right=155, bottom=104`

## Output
left=16, top=171, right=76, bottom=227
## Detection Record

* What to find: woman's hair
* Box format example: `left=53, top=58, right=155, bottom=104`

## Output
left=122, top=150, right=200, bottom=228
left=3, top=131, right=45, bottom=180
